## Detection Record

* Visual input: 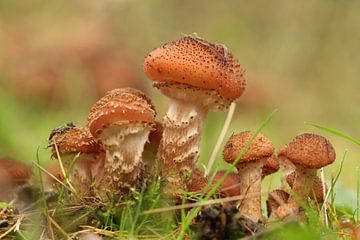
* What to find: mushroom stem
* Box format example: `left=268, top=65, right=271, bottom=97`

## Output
left=99, top=123, right=152, bottom=194
left=58, top=153, right=92, bottom=196
left=159, top=99, right=207, bottom=189
left=288, top=165, right=316, bottom=204
left=237, top=158, right=266, bottom=222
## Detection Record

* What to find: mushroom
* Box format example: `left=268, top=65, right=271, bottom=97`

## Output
left=286, top=171, right=327, bottom=203
left=187, top=169, right=241, bottom=197
left=266, top=189, right=290, bottom=217
left=262, top=154, right=280, bottom=179
left=87, top=88, right=156, bottom=197
left=223, top=131, right=274, bottom=222
left=49, top=124, right=104, bottom=197
left=278, top=133, right=335, bottom=205
left=0, top=157, right=31, bottom=201
left=144, top=36, right=246, bottom=191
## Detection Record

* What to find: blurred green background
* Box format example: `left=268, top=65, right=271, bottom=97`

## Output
left=0, top=0, right=359, bottom=207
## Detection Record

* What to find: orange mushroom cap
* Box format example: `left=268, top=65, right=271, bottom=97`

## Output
left=0, top=157, right=31, bottom=184
left=49, top=125, right=102, bottom=155
left=144, top=36, right=246, bottom=100
left=88, top=88, right=156, bottom=136
left=223, top=131, right=274, bottom=165
left=212, top=170, right=241, bottom=197
left=278, top=133, right=336, bottom=169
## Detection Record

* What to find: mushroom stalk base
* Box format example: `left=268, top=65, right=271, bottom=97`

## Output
left=159, top=99, right=206, bottom=190
left=237, top=159, right=265, bottom=223
left=99, top=123, right=151, bottom=197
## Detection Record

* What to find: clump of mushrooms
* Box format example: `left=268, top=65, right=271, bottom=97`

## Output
left=87, top=88, right=156, bottom=197
left=223, top=131, right=274, bottom=222
left=49, top=124, right=105, bottom=198
left=278, top=133, right=335, bottom=205
left=144, top=36, right=246, bottom=192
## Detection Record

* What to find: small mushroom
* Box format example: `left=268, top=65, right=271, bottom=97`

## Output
left=278, top=133, right=335, bottom=205
left=144, top=36, right=246, bottom=191
left=187, top=169, right=241, bottom=197
left=223, top=131, right=274, bottom=222
left=262, top=154, right=280, bottom=179
left=49, top=125, right=104, bottom=197
left=286, top=171, right=327, bottom=203
left=87, top=88, right=156, bottom=197
left=266, top=189, right=290, bottom=217
left=0, top=157, right=31, bottom=201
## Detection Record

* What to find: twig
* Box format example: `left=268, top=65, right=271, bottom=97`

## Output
left=141, top=191, right=268, bottom=215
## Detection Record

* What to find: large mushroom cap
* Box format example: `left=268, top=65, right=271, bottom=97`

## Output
left=88, top=88, right=156, bottom=136
left=223, top=131, right=274, bottom=165
left=49, top=125, right=102, bottom=155
left=144, top=36, right=246, bottom=100
left=278, top=133, right=336, bottom=169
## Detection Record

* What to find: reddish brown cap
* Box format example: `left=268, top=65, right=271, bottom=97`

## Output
left=223, top=131, right=274, bottom=165
left=49, top=126, right=102, bottom=155
left=278, top=133, right=336, bottom=169
left=187, top=169, right=240, bottom=197
left=262, top=154, right=280, bottom=178
left=266, top=189, right=290, bottom=217
left=212, top=170, right=240, bottom=197
left=144, top=36, right=246, bottom=100
left=88, top=88, right=156, bottom=136
left=286, top=172, right=326, bottom=202
left=0, top=157, right=31, bottom=183
left=187, top=169, right=208, bottom=193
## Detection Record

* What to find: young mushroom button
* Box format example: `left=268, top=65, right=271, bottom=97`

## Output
left=223, top=131, right=274, bottom=223
left=278, top=133, right=335, bottom=204
left=144, top=36, right=246, bottom=192
left=49, top=125, right=104, bottom=198
left=87, top=88, right=156, bottom=198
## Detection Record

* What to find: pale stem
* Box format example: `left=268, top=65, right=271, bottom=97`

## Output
left=237, top=159, right=265, bottom=222
left=158, top=99, right=207, bottom=188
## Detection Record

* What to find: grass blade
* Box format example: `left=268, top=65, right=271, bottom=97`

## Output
left=305, top=122, right=360, bottom=147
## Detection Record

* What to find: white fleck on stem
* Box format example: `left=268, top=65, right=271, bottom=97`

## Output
left=159, top=99, right=207, bottom=188
left=99, top=123, right=151, bottom=195
left=237, top=159, right=266, bottom=222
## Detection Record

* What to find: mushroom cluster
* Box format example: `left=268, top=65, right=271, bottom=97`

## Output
left=42, top=37, right=337, bottom=229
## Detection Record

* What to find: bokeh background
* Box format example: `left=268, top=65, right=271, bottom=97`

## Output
left=1, top=0, right=359, bottom=207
